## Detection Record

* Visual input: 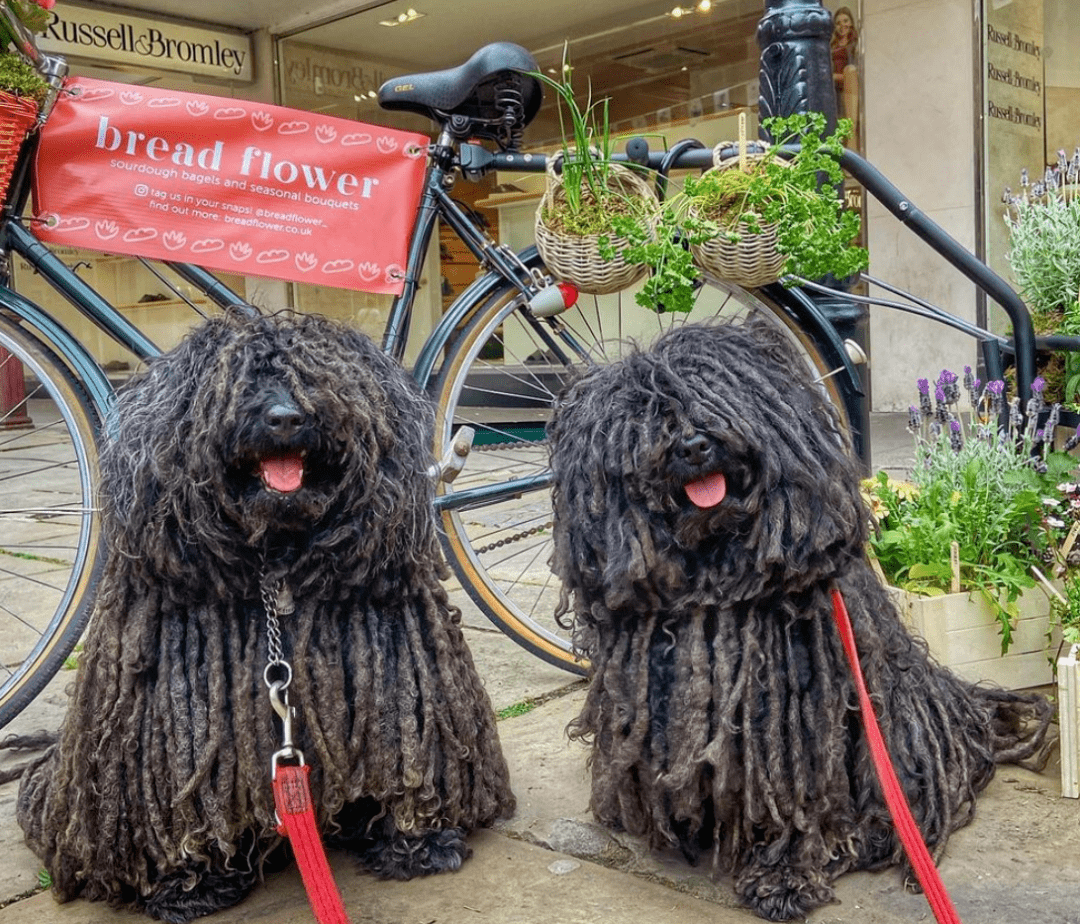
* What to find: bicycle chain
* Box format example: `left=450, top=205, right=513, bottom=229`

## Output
left=476, top=520, right=553, bottom=555
left=471, top=438, right=549, bottom=452
left=456, top=435, right=553, bottom=553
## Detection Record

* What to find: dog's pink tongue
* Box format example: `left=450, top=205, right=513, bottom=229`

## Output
left=260, top=454, right=304, bottom=493
left=685, top=472, right=727, bottom=508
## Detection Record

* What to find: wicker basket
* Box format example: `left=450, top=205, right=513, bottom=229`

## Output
left=535, top=156, right=658, bottom=295
left=0, top=90, right=37, bottom=202
left=689, top=143, right=787, bottom=288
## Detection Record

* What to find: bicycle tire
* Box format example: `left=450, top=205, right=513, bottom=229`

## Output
left=0, top=315, right=103, bottom=729
left=431, top=262, right=850, bottom=674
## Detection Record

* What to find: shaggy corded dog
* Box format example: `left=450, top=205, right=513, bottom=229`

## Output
left=548, top=319, right=1052, bottom=922
left=17, top=309, right=515, bottom=922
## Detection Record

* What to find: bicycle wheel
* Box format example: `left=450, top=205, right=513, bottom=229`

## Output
left=0, top=316, right=102, bottom=729
left=431, top=266, right=850, bottom=674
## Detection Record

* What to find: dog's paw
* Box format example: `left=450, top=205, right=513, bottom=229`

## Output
left=736, top=866, right=835, bottom=922
left=359, top=826, right=471, bottom=880
left=143, top=866, right=258, bottom=923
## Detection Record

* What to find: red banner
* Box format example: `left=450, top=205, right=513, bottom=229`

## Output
left=33, top=78, right=429, bottom=295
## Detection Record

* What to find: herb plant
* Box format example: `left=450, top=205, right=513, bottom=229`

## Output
left=532, top=47, right=654, bottom=237
left=1003, top=150, right=1080, bottom=327
left=867, top=370, right=1078, bottom=653
left=0, top=0, right=52, bottom=105
left=1055, top=570, right=1080, bottom=646
left=682, top=111, right=868, bottom=283
left=597, top=207, right=712, bottom=314
left=1002, top=151, right=1080, bottom=405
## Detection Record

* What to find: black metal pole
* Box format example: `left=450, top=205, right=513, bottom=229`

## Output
left=758, top=0, right=872, bottom=461
left=757, top=0, right=838, bottom=129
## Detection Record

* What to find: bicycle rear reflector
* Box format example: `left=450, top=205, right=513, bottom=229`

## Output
left=528, top=282, right=577, bottom=317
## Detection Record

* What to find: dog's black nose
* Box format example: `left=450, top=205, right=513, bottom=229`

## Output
left=677, top=433, right=711, bottom=466
left=265, top=401, right=305, bottom=439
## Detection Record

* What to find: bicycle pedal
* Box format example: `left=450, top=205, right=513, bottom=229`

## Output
left=435, top=425, right=475, bottom=484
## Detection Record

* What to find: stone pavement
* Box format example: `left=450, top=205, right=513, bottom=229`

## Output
left=1, top=414, right=1079, bottom=924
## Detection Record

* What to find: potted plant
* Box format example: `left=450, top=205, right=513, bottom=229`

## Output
left=532, top=49, right=660, bottom=295
left=0, top=0, right=53, bottom=196
left=1003, top=150, right=1080, bottom=404
left=0, top=0, right=51, bottom=103
left=865, top=369, right=1077, bottom=688
left=680, top=111, right=868, bottom=287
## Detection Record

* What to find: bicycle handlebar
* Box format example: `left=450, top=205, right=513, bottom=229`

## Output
left=472, top=138, right=1036, bottom=401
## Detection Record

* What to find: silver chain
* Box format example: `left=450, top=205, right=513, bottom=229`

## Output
left=260, top=571, right=293, bottom=692
left=260, top=568, right=302, bottom=774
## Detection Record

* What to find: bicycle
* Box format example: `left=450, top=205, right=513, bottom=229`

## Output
left=0, top=24, right=888, bottom=729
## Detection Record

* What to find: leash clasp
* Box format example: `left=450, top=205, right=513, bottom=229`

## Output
left=268, top=679, right=304, bottom=779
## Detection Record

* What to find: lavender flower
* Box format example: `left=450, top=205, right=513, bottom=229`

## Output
left=986, top=379, right=1006, bottom=417
left=937, top=369, right=960, bottom=405
left=917, top=377, right=932, bottom=417
left=962, top=366, right=977, bottom=408
left=907, top=405, right=921, bottom=433
left=934, top=386, right=949, bottom=423
left=1009, top=396, right=1022, bottom=434
left=1045, top=403, right=1061, bottom=443
left=949, top=418, right=963, bottom=452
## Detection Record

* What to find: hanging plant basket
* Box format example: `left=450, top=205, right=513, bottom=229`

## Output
left=688, top=142, right=789, bottom=288
left=0, top=89, right=37, bottom=201
left=535, top=156, right=659, bottom=295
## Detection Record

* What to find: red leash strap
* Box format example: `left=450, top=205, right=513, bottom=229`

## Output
left=273, top=762, right=352, bottom=924
left=830, top=588, right=962, bottom=924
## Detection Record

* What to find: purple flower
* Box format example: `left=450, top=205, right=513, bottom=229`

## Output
left=917, top=378, right=929, bottom=395
left=986, top=380, right=1005, bottom=396
left=949, top=418, right=963, bottom=452
left=907, top=405, right=921, bottom=433
left=1032, top=376, right=1045, bottom=394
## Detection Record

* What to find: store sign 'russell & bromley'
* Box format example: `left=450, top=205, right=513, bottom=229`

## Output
left=38, top=3, right=253, bottom=82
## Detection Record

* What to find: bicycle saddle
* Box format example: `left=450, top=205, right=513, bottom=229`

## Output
left=378, top=42, right=542, bottom=147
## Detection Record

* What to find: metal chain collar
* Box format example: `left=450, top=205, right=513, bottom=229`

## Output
left=260, top=569, right=302, bottom=775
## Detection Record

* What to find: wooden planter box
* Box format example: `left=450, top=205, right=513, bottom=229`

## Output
left=888, top=586, right=1058, bottom=690
left=1059, top=643, right=1080, bottom=799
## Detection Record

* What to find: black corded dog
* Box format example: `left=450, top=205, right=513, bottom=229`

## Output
left=18, top=309, right=515, bottom=922
left=548, top=318, right=1051, bottom=921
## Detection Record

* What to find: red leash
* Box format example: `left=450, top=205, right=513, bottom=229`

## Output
left=273, top=762, right=352, bottom=924
left=830, top=588, right=962, bottom=924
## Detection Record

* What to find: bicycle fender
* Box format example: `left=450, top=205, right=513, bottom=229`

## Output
left=0, top=284, right=114, bottom=419
left=761, top=283, right=870, bottom=466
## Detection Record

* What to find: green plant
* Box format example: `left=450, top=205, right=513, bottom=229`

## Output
left=0, top=0, right=52, bottom=105
left=598, top=207, right=712, bottom=314
left=533, top=47, right=653, bottom=237
left=1004, top=152, right=1080, bottom=326
left=866, top=369, right=1078, bottom=653
left=1003, top=152, right=1080, bottom=406
left=681, top=111, right=868, bottom=282
left=1056, top=570, right=1080, bottom=645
